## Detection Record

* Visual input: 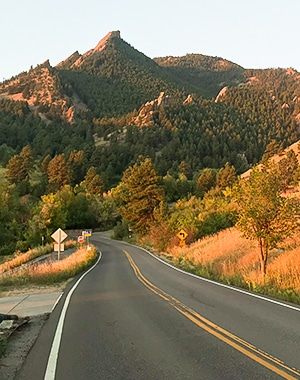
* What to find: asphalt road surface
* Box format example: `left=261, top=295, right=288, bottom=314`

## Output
left=17, top=234, right=300, bottom=379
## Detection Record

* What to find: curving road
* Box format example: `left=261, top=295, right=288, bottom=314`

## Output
left=17, top=234, right=300, bottom=379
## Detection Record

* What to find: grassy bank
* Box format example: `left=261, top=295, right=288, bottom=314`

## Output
left=161, top=227, right=300, bottom=305
left=0, top=240, right=76, bottom=273
left=0, top=244, right=98, bottom=359
left=0, top=244, right=98, bottom=292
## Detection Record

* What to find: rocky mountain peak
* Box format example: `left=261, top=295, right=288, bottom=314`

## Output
left=69, top=30, right=121, bottom=68
left=56, top=51, right=81, bottom=68
left=93, top=30, right=121, bottom=53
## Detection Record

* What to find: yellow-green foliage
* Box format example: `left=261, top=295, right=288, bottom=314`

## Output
left=0, top=166, right=6, bottom=181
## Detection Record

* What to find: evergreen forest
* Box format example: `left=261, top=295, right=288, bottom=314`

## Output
left=0, top=30, right=300, bottom=259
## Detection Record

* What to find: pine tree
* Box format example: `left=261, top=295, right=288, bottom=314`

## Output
left=5, top=145, right=33, bottom=185
left=81, top=166, right=105, bottom=196
left=47, top=154, right=71, bottom=192
left=216, top=162, right=236, bottom=189
left=112, top=157, right=165, bottom=235
left=195, top=168, right=216, bottom=198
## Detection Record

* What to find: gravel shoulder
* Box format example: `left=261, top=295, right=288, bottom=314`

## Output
left=0, top=314, right=49, bottom=380
left=0, top=283, right=68, bottom=380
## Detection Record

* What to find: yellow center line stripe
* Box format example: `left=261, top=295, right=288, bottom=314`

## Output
left=124, top=250, right=300, bottom=380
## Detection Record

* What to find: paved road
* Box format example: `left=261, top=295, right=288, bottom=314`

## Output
left=17, top=234, right=300, bottom=379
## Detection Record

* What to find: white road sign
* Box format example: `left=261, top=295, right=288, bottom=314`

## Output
left=51, top=228, right=68, bottom=243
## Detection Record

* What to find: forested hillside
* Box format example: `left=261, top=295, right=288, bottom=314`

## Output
left=1, top=30, right=300, bottom=302
left=0, top=30, right=299, bottom=183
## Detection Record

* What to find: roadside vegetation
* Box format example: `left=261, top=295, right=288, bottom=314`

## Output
left=1, top=138, right=300, bottom=306
left=0, top=242, right=97, bottom=359
left=0, top=243, right=98, bottom=293
left=160, top=227, right=300, bottom=305
left=0, top=240, right=76, bottom=274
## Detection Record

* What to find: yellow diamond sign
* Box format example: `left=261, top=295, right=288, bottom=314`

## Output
left=177, top=229, right=188, bottom=241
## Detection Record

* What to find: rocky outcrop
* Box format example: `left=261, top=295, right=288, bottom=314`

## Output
left=133, top=92, right=171, bottom=127
left=215, top=86, right=228, bottom=103
left=56, top=51, right=81, bottom=69
left=70, top=31, right=121, bottom=68
left=183, top=94, right=194, bottom=105
left=0, top=62, right=76, bottom=123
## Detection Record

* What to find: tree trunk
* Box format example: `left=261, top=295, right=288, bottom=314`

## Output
left=259, top=238, right=268, bottom=284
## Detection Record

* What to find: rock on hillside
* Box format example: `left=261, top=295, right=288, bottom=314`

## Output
left=133, top=92, right=172, bottom=127
left=0, top=60, right=75, bottom=123
left=241, top=140, right=300, bottom=179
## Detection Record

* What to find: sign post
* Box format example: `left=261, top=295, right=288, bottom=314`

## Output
left=51, top=228, right=68, bottom=260
left=82, top=230, right=92, bottom=246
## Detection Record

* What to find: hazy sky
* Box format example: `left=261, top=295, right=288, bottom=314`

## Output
left=1, top=0, right=299, bottom=80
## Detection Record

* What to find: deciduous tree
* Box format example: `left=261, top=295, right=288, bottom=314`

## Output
left=233, top=165, right=300, bottom=280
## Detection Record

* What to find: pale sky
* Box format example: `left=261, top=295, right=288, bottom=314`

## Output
left=1, top=0, right=299, bottom=81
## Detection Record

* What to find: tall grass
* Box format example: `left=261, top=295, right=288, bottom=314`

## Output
left=0, top=241, right=75, bottom=274
left=0, top=245, right=98, bottom=288
left=163, top=227, right=300, bottom=304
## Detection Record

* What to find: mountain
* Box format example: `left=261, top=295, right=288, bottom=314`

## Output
left=0, top=31, right=247, bottom=122
left=153, top=54, right=244, bottom=97
left=0, top=30, right=300, bottom=186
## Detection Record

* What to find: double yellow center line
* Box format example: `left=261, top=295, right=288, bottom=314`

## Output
left=124, top=250, right=300, bottom=380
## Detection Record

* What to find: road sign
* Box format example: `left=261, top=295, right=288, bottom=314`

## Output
left=177, top=229, right=188, bottom=241
left=83, top=230, right=92, bottom=237
left=51, top=228, right=68, bottom=243
left=54, top=243, right=64, bottom=252
left=78, top=235, right=84, bottom=243
left=51, top=228, right=68, bottom=260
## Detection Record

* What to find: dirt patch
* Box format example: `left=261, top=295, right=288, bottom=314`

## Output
left=0, top=282, right=69, bottom=298
left=0, top=314, right=48, bottom=380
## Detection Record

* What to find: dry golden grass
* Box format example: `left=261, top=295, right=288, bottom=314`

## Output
left=0, top=240, right=75, bottom=274
left=0, top=246, right=52, bottom=274
left=165, top=227, right=300, bottom=294
left=266, top=246, right=300, bottom=292
left=30, top=247, right=95, bottom=276
left=0, top=245, right=97, bottom=287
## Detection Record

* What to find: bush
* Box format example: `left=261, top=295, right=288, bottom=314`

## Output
left=197, top=212, right=233, bottom=239
left=111, top=220, right=130, bottom=240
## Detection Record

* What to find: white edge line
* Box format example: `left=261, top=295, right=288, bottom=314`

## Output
left=51, top=293, right=63, bottom=313
left=144, top=248, right=300, bottom=312
left=100, top=235, right=300, bottom=313
left=44, top=251, right=102, bottom=380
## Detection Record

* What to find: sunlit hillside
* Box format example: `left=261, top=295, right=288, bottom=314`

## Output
left=163, top=227, right=300, bottom=296
left=241, top=140, right=300, bottom=179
